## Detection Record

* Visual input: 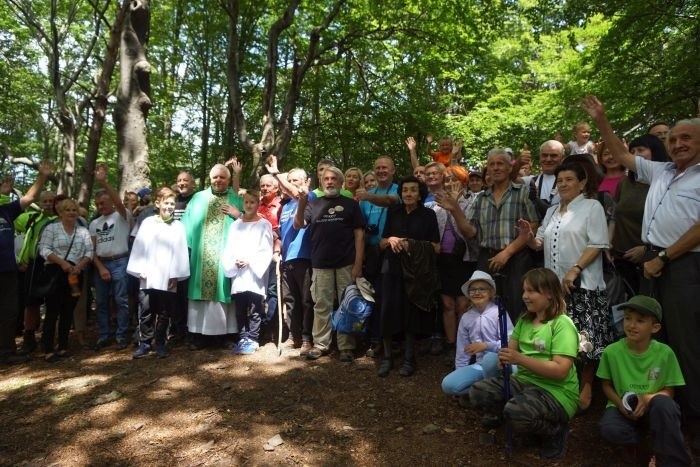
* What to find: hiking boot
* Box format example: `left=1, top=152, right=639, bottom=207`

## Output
left=540, top=425, right=569, bottom=459
left=339, top=350, right=354, bottom=363
left=155, top=344, right=169, bottom=359
left=305, top=346, right=329, bottom=360
left=115, top=339, right=129, bottom=351
left=132, top=343, right=152, bottom=359
left=398, top=359, right=416, bottom=377
left=299, top=341, right=313, bottom=357
left=377, top=358, right=392, bottom=377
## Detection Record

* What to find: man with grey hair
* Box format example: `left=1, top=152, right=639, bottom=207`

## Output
left=181, top=163, right=243, bottom=348
left=584, top=95, right=700, bottom=456
left=294, top=166, right=365, bottom=362
left=527, top=140, right=565, bottom=220
left=437, top=148, right=538, bottom=323
left=257, top=173, right=282, bottom=344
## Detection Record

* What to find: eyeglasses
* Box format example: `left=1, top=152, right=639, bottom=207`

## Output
left=468, top=287, right=490, bottom=295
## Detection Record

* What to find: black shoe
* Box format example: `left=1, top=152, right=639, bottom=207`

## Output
left=540, top=425, right=569, bottom=459
left=481, top=414, right=503, bottom=429
left=92, top=338, right=111, bottom=351
left=430, top=338, right=444, bottom=356
left=44, top=353, right=61, bottom=363
left=377, top=358, right=392, bottom=377
left=18, top=331, right=37, bottom=355
left=365, top=343, right=382, bottom=358
left=2, top=353, right=30, bottom=365
left=399, top=359, right=416, bottom=377
left=115, top=339, right=128, bottom=350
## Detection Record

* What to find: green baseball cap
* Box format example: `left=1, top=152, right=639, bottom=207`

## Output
left=619, top=295, right=662, bottom=322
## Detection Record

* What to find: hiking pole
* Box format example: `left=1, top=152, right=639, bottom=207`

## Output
left=493, top=273, right=513, bottom=457
left=276, top=256, right=283, bottom=356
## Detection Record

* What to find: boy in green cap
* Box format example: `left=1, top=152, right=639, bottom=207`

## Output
left=597, top=295, right=691, bottom=465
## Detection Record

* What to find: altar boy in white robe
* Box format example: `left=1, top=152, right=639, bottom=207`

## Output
left=127, top=187, right=190, bottom=358
left=222, top=190, right=273, bottom=355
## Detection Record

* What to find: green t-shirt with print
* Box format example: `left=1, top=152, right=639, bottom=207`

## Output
left=596, top=338, right=685, bottom=409
left=511, top=314, right=580, bottom=418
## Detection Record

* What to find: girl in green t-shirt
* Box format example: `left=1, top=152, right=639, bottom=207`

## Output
left=469, top=268, right=579, bottom=459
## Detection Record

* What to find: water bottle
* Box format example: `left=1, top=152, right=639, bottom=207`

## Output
left=68, top=274, right=81, bottom=297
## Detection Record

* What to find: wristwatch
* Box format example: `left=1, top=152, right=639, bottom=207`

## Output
left=658, top=250, right=670, bottom=264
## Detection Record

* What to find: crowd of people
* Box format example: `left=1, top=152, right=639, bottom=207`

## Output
left=1, top=94, right=698, bottom=464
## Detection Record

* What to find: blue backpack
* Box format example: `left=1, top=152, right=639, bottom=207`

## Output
left=331, top=284, right=373, bottom=335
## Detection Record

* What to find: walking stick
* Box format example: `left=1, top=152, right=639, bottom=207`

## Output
left=493, top=273, right=513, bottom=457
left=276, top=257, right=283, bottom=356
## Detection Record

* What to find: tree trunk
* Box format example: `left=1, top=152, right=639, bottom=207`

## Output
left=114, top=0, right=152, bottom=195
left=77, top=0, right=129, bottom=207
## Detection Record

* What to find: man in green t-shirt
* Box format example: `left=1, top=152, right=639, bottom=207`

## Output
left=597, top=295, right=691, bottom=466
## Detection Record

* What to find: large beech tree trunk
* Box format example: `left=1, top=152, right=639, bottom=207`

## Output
left=114, top=0, right=152, bottom=194
left=77, top=0, right=130, bottom=207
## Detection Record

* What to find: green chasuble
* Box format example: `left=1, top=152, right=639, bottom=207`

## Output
left=181, top=187, right=243, bottom=303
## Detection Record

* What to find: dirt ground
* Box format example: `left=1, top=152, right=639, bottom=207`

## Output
left=1, top=332, right=642, bottom=466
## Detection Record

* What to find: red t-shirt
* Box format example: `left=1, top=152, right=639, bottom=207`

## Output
left=258, top=196, right=282, bottom=230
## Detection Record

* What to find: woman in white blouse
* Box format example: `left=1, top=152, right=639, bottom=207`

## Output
left=38, top=198, right=93, bottom=362
left=518, top=160, right=612, bottom=411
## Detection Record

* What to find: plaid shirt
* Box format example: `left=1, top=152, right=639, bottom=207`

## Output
left=38, top=223, right=93, bottom=265
left=471, top=182, right=538, bottom=250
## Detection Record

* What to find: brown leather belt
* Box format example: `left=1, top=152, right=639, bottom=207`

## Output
left=97, top=252, right=129, bottom=262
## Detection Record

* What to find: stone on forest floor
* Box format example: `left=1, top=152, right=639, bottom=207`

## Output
left=264, top=433, right=285, bottom=451
left=93, top=390, right=122, bottom=405
left=422, top=423, right=440, bottom=434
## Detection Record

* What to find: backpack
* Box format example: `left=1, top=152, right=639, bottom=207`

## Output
left=331, top=284, right=374, bottom=335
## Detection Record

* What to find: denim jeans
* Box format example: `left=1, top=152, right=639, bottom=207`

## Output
left=442, top=351, right=502, bottom=395
left=94, top=257, right=130, bottom=341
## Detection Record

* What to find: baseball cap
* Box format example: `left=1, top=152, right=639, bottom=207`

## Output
left=618, top=295, right=662, bottom=322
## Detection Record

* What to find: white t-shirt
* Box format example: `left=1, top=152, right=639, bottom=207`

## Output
left=89, top=210, right=133, bottom=257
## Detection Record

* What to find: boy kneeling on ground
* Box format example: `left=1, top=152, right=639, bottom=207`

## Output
left=597, top=295, right=692, bottom=466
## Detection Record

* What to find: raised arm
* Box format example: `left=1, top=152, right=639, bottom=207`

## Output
left=581, top=95, right=636, bottom=171
left=20, top=160, right=52, bottom=209
left=406, top=137, right=419, bottom=169
left=265, top=155, right=300, bottom=198
left=225, top=156, right=242, bottom=193
left=94, top=164, right=128, bottom=220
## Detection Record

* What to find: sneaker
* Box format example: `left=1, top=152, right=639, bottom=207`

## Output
left=155, top=345, right=169, bottom=359
left=299, top=341, right=313, bottom=356
left=540, top=425, right=569, bottom=459
left=115, top=339, right=129, bottom=351
left=132, top=343, right=152, bottom=359
left=305, top=346, right=329, bottom=360
left=233, top=338, right=259, bottom=355
left=339, top=350, right=354, bottom=363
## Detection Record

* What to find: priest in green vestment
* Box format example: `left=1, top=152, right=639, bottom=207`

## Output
left=181, top=164, right=243, bottom=338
